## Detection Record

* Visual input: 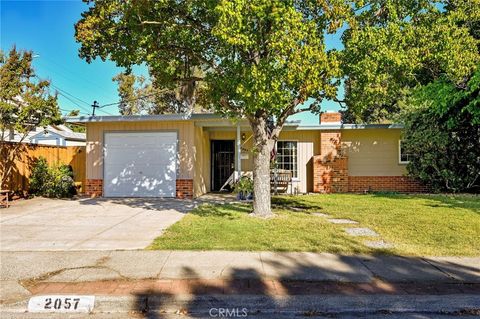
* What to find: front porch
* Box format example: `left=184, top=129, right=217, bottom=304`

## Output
left=193, top=119, right=312, bottom=197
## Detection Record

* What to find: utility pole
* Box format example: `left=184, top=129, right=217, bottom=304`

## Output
left=91, top=101, right=99, bottom=116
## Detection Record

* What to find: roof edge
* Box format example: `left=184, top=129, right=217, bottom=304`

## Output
left=66, top=113, right=403, bottom=129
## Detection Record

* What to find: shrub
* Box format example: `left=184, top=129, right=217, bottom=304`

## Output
left=234, top=176, right=254, bottom=194
left=29, top=157, right=49, bottom=195
left=401, top=69, right=480, bottom=193
left=29, top=157, right=76, bottom=198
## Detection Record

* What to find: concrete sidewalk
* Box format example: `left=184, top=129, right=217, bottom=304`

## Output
left=2, top=251, right=479, bottom=283
left=1, top=251, right=479, bottom=317
left=1, top=251, right=479, bottom=302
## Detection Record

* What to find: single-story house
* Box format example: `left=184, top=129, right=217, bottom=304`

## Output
left=6, top=125, right=86, bottom=146
left=68, top=111, right=426, bottom=199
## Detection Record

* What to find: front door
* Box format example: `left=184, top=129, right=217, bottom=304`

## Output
left=211, top=140, right=235, bottom=191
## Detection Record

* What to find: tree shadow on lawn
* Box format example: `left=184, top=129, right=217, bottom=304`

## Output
left=271, top=196, right=323, bottom=211
left=131, top=254, right=480, bottom=318
left=273, top=193, right=480, bottom=215
left=190, top=203, right=252, bottom=219
left=369, top=192, right=480, bottom=215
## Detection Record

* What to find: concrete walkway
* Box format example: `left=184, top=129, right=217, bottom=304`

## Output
left=2, top=251, right=479, bottom=301
left=1, top=251, right=479, bottom=317
left=0, top=197, right=194, bottom=251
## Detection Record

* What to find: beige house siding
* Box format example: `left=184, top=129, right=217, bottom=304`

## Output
left=85, top=121, right=195, bottom=180
left=85, top=118, right=406, bottom=197
left=193, top=126, right=211, bottom=197
left=279, top=131, right=319, bottom=193
left=341, top=129, right=406, bottom=176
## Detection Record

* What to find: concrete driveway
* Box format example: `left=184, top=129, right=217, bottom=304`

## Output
left=0, top=197, right=195, bottom=251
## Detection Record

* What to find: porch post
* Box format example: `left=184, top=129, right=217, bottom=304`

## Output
left=236, top=123, right=242, bottom=181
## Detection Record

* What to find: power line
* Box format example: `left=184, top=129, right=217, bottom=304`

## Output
left=99, top=90, right=169, bottom=108
left=34, top=58, right=113, bottom=102
left=50, top=83, right=91, bottom=107
left=35, top=75, right=93, bottom=114
left=56, top=92, right=92, bottom=114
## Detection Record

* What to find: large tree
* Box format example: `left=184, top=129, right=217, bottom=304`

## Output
left=342, top=0, right=479, bottom=123
left=401, top=67, right=480, bottom=192
left=0, top=47, right=61, bottom=189
left=75, top=0, right=478, bottom=216
left=112, top=70, right=207, bottom=115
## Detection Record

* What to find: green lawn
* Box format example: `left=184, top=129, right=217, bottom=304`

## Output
left=149, top=193, right=480, bottom=256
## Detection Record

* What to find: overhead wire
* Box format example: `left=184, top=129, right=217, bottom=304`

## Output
left=98, top=89, right=169, bottom=108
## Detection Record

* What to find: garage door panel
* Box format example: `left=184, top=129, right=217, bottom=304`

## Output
left=105, top=146, right=176, bottom=166
left=104, top=132, right=177, bottom=197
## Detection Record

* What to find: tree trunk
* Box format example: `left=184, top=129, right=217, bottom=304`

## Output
left=250, top=118, right=275, bottom=217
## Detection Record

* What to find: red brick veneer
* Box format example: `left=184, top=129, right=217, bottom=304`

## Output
left=320, top=112, right=342, bottom=123
left=348, top=176, right=428, bottom=193
left=313, top=155, right=348, bottom=193
left=85, top=179, right=103, bottom=197
left=176, top=179, right=193, bottom=199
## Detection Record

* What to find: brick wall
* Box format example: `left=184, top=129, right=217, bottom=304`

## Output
left=85, top=179, right=103, bottom=197
left=348, top=176, right=428, bottom=193
left=320, top=112, right=342, bottom=123
left=320, top=131, right=341, bottom=162
left=176, top=179, right=193, bottom=199
left=313, top=155, right=348, bottom=193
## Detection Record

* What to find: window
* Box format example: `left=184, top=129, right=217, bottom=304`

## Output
left=399, top=140, right=412, bottom=164
left=276, top=141, right=297, bottom=178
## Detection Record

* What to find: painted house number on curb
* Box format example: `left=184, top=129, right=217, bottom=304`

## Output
left=28, top=295, right=95, bottom=313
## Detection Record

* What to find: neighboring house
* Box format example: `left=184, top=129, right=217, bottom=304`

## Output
left=6, top=125, right=86, bottom=146
left=68, top=111, right=426, bottom=199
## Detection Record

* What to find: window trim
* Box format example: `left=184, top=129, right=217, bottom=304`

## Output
left=398, top=140, right=410, bottom=164
left=275, top=140, right=298, bottom=178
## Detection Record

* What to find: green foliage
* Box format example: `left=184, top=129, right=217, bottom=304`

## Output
left=29, top=157, right=76, bottom=198
left=0, top=47, right=61, bottom=188
left=0, top=47, right=61, bottom=136
left=234, top=176, right=254, bottom=194
left=112, top=72, right=207, bottom=115
left=401, top=68, right=480, bottom=193
left=342, top=0, right=480, bottom=122
left=75, top=0, right=342, bottom=129
left=64, top=110, right=86, bottom=133
left=29, top=157, right=50, bottom=195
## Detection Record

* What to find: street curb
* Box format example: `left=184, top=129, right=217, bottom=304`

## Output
left=1, top=294, right=479, bottom=315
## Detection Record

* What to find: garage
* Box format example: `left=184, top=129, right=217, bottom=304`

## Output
left=104, top=131, right=177, bottom=197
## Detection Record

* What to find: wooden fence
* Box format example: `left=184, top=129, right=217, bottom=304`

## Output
left=1, top=142, right=86, bottom=193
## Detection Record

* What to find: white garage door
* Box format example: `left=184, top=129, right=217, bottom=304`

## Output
left=104, top=132, right=177, bottom=197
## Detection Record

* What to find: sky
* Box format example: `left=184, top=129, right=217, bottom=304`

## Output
left=1, top=0, right=343, bottom=124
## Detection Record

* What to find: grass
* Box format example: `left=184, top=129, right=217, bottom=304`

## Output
left=149, top=193, right=480, bottom=256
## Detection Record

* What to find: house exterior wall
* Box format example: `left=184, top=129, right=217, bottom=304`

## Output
left=193, top=126, right=211, bottom=197
left=84, top=117, right=425, bottom=198
left=85, top=120, right=195, bottom=198
left=341, top=129, right=407, bottom=176
left=313, top=127, right=426, bottom=193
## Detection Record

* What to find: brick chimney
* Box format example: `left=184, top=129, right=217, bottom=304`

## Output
left=320, top=111, right=342, bottom=124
